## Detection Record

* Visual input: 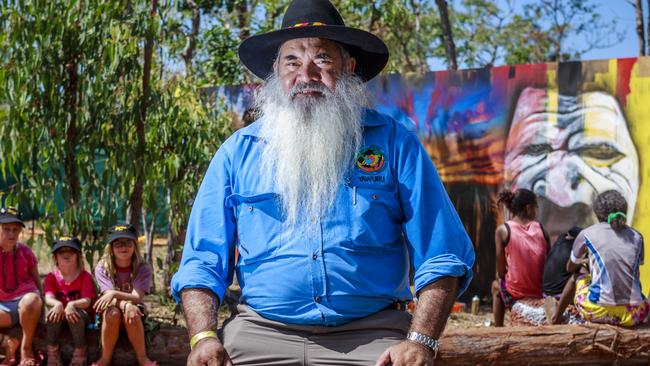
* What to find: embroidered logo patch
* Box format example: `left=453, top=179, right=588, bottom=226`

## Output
left=356, top=146, right=386, bottom=173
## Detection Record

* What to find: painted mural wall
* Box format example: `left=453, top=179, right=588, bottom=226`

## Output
left=216, top=57, right=650, bottom=299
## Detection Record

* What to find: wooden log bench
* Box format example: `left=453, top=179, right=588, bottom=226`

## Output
left=3, top=323, right=650, bottom=365
left=0, top=323, right=189, bottom=366
left=437, top=323, right=650, bottom=365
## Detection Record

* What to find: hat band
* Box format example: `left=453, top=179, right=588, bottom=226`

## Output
left=288, top=22, right=327, bottom=28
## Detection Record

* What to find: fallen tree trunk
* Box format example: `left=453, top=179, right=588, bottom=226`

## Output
left=437, top=324, right=650, bottom=365
left=3, top=323, right=650, bottom=365
left=1, top=325, right=189, bottom=366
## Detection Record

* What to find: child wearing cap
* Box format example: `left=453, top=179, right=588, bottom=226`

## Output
left=0, top=208, right=43, bottom=366
left=43, top=236, right=97, bottom=366
left=92, top=224, right=156, bottom=366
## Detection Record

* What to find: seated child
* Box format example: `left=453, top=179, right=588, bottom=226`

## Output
left=566, top=190, right=648, bottom=327
left=542, top=226, right=582, bottom=324
left=0, top=208, right=43, bottom=366
left=491, top=189, right=550, bottom=327
left=44, top=236, right=97, bottom=366
left=92, top=224, right=156, bottom=366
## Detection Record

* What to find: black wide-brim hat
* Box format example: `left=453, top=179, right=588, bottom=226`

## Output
left=238, top=0, right=389, bottom=82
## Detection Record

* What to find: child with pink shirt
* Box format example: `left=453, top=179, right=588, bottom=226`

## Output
left=44, top=236, right=97, bottom=366
left=0, top=208, right=43, bottom=366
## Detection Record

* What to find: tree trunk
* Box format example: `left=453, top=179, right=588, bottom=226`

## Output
left=181, top=0, right=200, bottom=76
left=129, top=0, right=157, bottom=229
left=236, top=1, right=250, bottom=41
left=142, top=208, right=156, bottom=292
left=163, top=192, right=185, bottom=297
left=142, top=208, right=155, bottom=264
left=63, top=8, right=81, bottom=212
left=434, top=0, right=458, bottom=70
left=636, top=0, right=646, bottom=56
left=437, top=324, right=650, bottom=365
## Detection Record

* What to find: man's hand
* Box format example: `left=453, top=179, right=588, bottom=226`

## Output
left=187, top=337, right=233, bottom=366
left=375, top=341, right=434, bottom=366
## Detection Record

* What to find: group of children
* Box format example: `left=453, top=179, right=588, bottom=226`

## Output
left=0, top=208, right=156, bottom=366
left=492, top=189, right=648, bottom=327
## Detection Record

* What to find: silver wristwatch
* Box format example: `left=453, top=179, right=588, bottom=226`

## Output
left=406, top=331, right=439, bottom=356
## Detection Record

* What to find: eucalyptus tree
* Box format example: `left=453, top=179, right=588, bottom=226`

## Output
left=0, top=0, right=145, bottom=262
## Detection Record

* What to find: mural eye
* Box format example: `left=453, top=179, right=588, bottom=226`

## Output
left=522, top=143, right=552, bottom=156
left=576, top=143, right=624, bottom=161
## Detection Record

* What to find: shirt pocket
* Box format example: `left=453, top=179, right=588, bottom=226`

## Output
left=347, top=186, right=403, bottom=249
left=226, top=192, right=284, bottom=265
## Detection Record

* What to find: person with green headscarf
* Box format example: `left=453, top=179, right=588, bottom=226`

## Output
left=567, top=190, right=649, bottom=327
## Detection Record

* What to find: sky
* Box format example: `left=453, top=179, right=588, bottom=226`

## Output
left=428, top=0, right=647, bottom=71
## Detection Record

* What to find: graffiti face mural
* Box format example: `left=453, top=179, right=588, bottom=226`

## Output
left=505, top=87, right=639, bottom=238
left=218, top=57, right=650, bottom=298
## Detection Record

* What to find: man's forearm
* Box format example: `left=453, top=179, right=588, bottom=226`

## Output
left=181, top=288, right=220, bottom=338
left=409, top=276, right=459, bottom=339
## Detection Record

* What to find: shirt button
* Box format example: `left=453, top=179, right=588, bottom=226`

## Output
left=372, top=194, right=379, bottom=200
left=312, top=253, right=318, bottom=260
left=315, top=296, right=321, bottom=303
left=248, top=206, right=253, bottom=212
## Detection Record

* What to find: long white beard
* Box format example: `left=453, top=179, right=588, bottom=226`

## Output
left=256, top=72, right=370, bottom=224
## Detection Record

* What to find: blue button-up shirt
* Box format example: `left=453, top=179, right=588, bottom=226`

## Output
left=172, top=108, right=475, bottom=326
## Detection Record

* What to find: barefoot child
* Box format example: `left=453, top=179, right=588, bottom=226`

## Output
left=92, top=224, right=156, bottom=366
left=44, top=236, right=97, bottom=366
left=0, top=208, right=43, bottom=366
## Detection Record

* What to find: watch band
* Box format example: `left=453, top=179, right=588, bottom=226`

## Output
left=406, top=331, right=439, bottom=356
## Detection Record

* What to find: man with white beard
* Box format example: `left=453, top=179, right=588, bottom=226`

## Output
left=172, top=1, right=475, bottom=365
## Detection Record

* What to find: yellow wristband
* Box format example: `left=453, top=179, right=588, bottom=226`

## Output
left=190, top=330, right=218, bottom=350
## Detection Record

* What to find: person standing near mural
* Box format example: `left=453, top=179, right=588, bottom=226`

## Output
left=567, top=190, right=649, bottom=327
left=491, top=189, right=550, bottom=327
left=504, top=87, right=639, bottom=240
left=171, top=0, right=475, bottom=365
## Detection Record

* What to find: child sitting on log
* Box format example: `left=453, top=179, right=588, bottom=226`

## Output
left=92, top=224, right=156, bottom=366
left=491, top=189, right=550, bottom=326
left=44, top=236, right=97, bottom=366
left=0, top=208, right=43, bottom=366
left=551, top=190, right=649, bottom=327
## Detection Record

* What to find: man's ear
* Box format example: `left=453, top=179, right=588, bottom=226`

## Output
left=346, top=57, right=356, bottom=74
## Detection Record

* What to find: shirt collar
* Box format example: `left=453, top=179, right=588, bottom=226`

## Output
left=239, top=107, right=387, bottom=138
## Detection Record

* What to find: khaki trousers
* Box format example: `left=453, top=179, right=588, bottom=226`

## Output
left=221, top=305, right=411, bottom=366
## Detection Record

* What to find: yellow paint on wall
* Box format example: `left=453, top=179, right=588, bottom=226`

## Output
left=623, top=58, right=650, bottom=291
